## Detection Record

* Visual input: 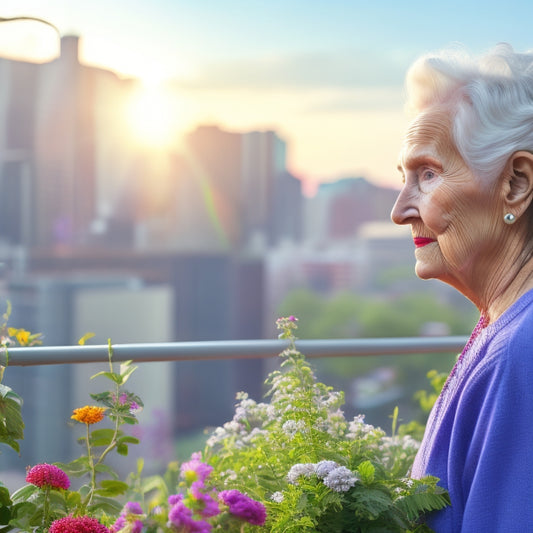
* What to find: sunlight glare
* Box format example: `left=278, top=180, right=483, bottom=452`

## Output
left=126, top=84, right=182, bottom=149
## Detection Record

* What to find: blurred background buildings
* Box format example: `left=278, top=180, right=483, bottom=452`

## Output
left=0, top=36, right=475, bottom=477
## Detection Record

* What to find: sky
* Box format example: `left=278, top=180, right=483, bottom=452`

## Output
left=0, top=0, right=532, bottom=191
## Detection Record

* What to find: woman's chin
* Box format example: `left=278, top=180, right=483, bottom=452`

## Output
left=414, top=261, right=439, bottom=281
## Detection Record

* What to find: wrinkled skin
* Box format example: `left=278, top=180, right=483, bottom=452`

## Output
left=391, top=107, right=533, bottom=321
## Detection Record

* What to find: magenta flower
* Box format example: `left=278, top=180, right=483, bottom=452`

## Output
left=190, top=485, right=220, bottom=518
left=169, top=493, right=184, bottom=505
left=219, top=489, right=267, bottom=526
left=110, top=501, right=144, bottom=533
left=49, top=516, right=109, bottom=533
left=25, top=463, right=70, bottom=490
left=168, top=500, right=212, bottom=532
left=180, top=452, right=213, bottom=485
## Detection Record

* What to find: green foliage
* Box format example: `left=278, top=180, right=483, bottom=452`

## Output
left=414, top=370, right=448, bottom=414
left=202, top=317, right=450, bottom=532
left=278, top=289, right=476, bottom=340
left=2, top=334, right=143, bottom=531
left=277, top=288, right=472, bottom=430
left=0, top=312, right=450, bottom=532
left=0, top=302, right=44, bottom=455
left=0, top=384, right=23, bottom=454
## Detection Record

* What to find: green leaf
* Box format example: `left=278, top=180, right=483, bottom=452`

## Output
left=117, top=435, right=140, bottom=445
left=119, top=361, right=137, bottom=384
left=351, top=486, right=393, bottom=520
left=0, top=505, right=10, bottom=526
left=55, top=456, right=91, bottom=477
left=90, top=371, right=122, bottom=385
left=8, top=501, right=40, bottom=529
left=116, top=443, right=128, bottom=456
left=88, top=496, right=123, bottom=514
left=93, top=463, right=119, bottom=478
left=10, top=485, right=38, bottom=503
left=395, top=490, right=451, bottom=521
left=357, top=460, right=376, bottom=484
left=95, top=480, right=129, bottom=497
left=78, top=332, right=95, bottom=346
left=0, top=487, right=11, bottom=507
left=120, top=415, right=138, bottom=425
left=88, top=428, right=116, bottom=447
left=65, top=490, right=82, bottom=508
left=89, top=391, right=113, bottom=404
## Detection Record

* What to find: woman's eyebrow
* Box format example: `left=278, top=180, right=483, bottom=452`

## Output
left=401, top=153, right=443, bottom=172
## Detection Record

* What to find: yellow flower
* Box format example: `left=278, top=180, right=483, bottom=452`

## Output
left=71, top=405, right=106, bottom=425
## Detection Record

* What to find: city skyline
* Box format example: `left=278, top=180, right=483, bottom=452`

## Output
left=0, top=1, right=532, bottom=190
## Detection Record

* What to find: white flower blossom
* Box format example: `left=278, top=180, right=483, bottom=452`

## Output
left=287, top=463, right=316, bottom=484
left=282, top=419, right=307, bottom=437
left=346, top=414, right=384, bottom=440
left=323, top=466, right=359, bottom=492
left=314, top=460, right=338, bottom=479
left=270, top=491, right=284, bottom=503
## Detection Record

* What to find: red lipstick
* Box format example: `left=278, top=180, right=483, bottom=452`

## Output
left=414, top=237, right=435, bottom=248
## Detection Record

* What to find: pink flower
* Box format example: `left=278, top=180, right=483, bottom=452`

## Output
left=49, top=516, right=109, bottom=533
left=110, top=501, right=144, bottom=533
left=168, top=500, right=212, bottom=532
left=219, top=489, right=267, bottom=525
left=180, top=452, right=213, bottom=485
left=190, top=485, right=220, bottom=518
left=25, top=463, right=70, bottom=490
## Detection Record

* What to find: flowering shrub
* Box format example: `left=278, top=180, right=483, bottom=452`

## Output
left=199, top=316, right=449, bottom=532
left=0, top=311, right=449, bottom=532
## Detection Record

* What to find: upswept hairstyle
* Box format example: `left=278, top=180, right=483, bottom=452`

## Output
left=405, top=43, right=533, bottom=181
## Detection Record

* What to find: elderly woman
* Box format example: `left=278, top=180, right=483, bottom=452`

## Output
left=391, top=43, right=533, bottom=531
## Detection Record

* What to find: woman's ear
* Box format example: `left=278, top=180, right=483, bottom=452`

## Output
left=502, top=151, right=533, bottom=215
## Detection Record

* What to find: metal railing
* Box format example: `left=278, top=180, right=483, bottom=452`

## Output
left=1, top=336, right=468, bottom=367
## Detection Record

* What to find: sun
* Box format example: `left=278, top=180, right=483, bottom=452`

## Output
left=125, top=83, right=182, bottom=149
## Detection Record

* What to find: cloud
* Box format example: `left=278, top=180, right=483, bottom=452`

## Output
left=171, top=49, right=408, bottom=92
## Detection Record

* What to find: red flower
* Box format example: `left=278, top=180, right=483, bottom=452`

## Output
left=49, top=516, right=110, bottom=533
left=25, top=463, right=70, bottom=490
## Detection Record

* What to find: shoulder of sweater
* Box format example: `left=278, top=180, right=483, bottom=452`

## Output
left=470, top=304, right=533, bottom=379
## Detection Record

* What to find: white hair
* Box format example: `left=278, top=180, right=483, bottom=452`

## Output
left=405, top=43, right=533, bottom=181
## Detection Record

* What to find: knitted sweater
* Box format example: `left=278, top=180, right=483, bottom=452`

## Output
left=412, top=289, right=533, bottom=532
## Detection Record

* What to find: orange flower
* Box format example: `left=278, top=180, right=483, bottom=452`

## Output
left=71, top=405, right=106, bottom=425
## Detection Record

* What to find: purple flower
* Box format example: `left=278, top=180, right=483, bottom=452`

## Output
left=124, top=501, right=143, bottom=514
left=110, top=501, right=144, bottom=533
left=169, top=493, right=184, bottom=505
left=190, top=485, right=220, bottom=518
left=219, top=489, right=267, bottom=526
left=168, top=500, right=212, bottom=532
left=180, top=452, right=213, bottom=485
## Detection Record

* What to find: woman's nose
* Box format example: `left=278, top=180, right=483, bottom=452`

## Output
left=390, top=185, right=418, bottom=225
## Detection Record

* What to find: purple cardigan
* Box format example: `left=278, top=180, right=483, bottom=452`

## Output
left=412, top=289, right=533, bottom=531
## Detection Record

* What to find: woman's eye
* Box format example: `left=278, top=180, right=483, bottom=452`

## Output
left=421, top=169, right=437, bottom=181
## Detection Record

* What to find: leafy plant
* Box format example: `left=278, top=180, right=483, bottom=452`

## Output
left=5, top=339, right=143, bottom=531
left=0, top=314, right=449, bottom=532
left=202, top=316, right=450, bottom=532
left=0, top=302, right=43, bottom=456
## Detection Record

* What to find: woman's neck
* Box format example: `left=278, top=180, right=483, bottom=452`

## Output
left=483, top=256, right=533, bottom=324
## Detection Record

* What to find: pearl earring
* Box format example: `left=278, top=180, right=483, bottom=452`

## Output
left=504, top=213, right=516, bottom=224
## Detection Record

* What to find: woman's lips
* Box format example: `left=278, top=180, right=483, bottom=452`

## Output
left=414, top=237, right=436, bottom=248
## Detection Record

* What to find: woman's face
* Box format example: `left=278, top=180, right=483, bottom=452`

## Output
left=391, top=109, right=504, bottom=298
